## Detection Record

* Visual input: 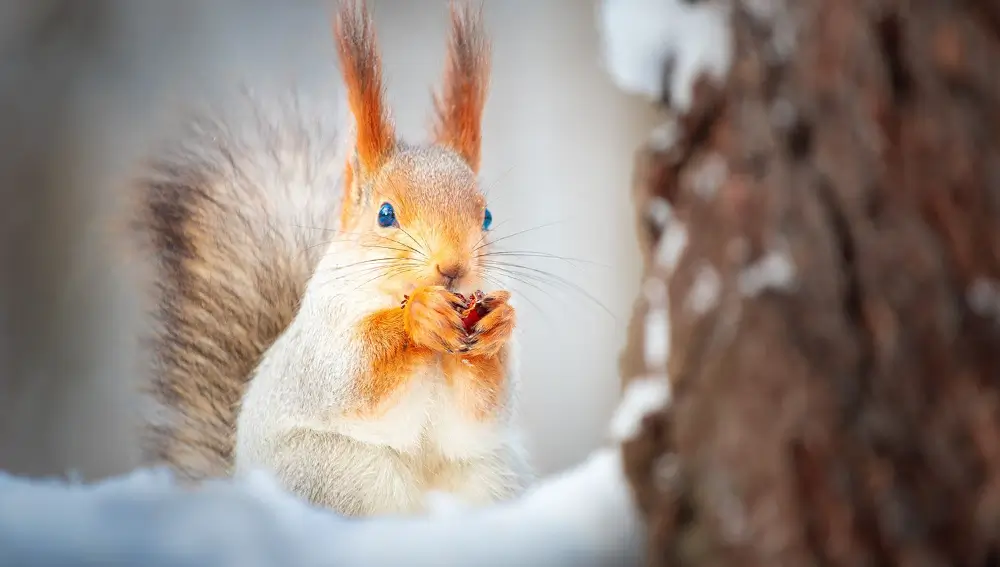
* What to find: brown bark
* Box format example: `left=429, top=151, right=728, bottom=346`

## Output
left=620, top=1, right=1000, bottom=565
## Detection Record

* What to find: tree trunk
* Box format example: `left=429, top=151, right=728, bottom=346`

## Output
left=620, top=0, right=1000, bottom=565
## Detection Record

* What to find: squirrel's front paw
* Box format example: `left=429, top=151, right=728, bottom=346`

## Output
left=403, top=286, right=468, bottom=353
left=461, top=291, right=515, bottom=358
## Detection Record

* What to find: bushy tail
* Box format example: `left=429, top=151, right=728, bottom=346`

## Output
left=136, top=95, right=344, bottom=480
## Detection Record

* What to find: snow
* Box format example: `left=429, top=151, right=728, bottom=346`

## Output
left=690, top=153, right=728, bottom=199
left=651, top=454, right=680, bottom=493
left=643, top=308, right=671, bottom=369
left=967, top=277, right=1000, bottom=322
left=608, top=376, right=671, bottom=442
left=686, top=263, right=722, bottom=314
left=648, top=119, right=680, bottom=151
left=656, top=221, right=688, bottom=272
left=738, top=250, right=797, bottom=296
left=0, top=449, right=644, bottom=566
left=424, top=490, right=470, bottom=516
left=743, top=0, right=798, bottom=62
left=597, top=0, right=734, bottom=109
left=743, top=0, right=781, bottom=21
left=647, top=197, right=673, bottom=230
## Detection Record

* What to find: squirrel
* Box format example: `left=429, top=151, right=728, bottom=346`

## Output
left=136, top=0, right=532, bottom=516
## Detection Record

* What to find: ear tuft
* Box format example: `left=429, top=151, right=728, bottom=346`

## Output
left=334, top=0, right=396, bottom=177
left=431, top=1, right=492, bottom=173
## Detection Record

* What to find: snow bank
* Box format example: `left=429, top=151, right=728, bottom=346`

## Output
left=0, top=449, right=643, bottom=567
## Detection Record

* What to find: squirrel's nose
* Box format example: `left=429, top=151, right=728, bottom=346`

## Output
left=436, top=263, right=468, bottom=284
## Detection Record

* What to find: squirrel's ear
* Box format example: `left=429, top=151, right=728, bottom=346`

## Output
left=334, top=0, right=395, bottom=179
left=431, top=1, right=491, bottom=173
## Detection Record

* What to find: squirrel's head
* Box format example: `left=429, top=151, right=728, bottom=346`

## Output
left=333, top=0, right=494, bottom=296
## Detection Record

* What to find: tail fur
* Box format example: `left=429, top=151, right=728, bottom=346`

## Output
left=136, top=94, right=345, bottom=479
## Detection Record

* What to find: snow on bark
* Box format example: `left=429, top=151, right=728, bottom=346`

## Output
left=0, top=448, right=644, bottom=567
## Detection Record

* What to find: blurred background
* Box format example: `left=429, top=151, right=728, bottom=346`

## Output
left=0, top=0, right=657, bottom=480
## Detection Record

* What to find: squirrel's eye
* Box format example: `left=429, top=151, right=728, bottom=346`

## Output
left=482, top=208, right=493, bottom=231
left=377, top=202, right=397, bottom=228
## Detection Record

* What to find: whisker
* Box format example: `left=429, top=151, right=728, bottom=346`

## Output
left=291, top=223, right=338, bottom=233
left=314, top=257, right=417, bottom=274
left=481, top=265, right=584, bottom=324
left=486, top=271, right=563, bottom=320
left=481, top=265, right=559, bottom=304
left=315, top=264, right=402, bottom=287
left=376, top=235, right=426, bottom=259
left=313, top=257, right=423, bottom=287
left=300, top=226, right=428, bottom=257
left=397, top=226, right=429, bottom=258
left=359, top=244, right=413, bottom=255
left=481, top=260, right=615, bottom=320
left=302, top=238, right=341, bottom=255
left=471, top=219, right=515, bottom=251
left=301, top=232, right=390, bottom=257
left=474, top=220, right=564, bottom=252
left=483, top=267, right=582, bottom=313
left=480, top=165, right=515, bottom=201
left=310, top=241, right=411, bottom=261
left=478, top=272, right=550, bottom=322
left=478, top=250, right=607, bottom=267
left=349, top=265, right=420, bottom=293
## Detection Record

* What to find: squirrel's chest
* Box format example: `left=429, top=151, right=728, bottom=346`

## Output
left=340, top=359, right=509, bottom=460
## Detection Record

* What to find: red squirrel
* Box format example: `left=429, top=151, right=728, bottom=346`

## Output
left=138, top=0, right=530, bottom=516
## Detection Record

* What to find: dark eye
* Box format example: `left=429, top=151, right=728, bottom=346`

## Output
left=377, top=202, right=397, bottom=228
left=482, top=208, right=493, bottom=230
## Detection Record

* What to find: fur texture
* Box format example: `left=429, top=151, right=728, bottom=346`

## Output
left=139, top=0, right=531, bottom=516
left=138, top=95, right=345, bottom=480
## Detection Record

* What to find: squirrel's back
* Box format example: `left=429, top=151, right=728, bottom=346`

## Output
left=137, top=95, right=346, bottom=479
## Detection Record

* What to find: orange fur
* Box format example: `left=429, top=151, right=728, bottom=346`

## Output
left=432, top=1, right=492, bottom=172
left=335, top=0, right=396, bottom=177
left=353, top=308, right=433, bottom=414
left=372, top=164, right=486, bottom=288
left=340, top=159, right=355, bottom=229
left=354, top=285, right=511, bottom=418
left=403, top=285, right=468, bottom=353
left=444, top=291, right=515, bottom=420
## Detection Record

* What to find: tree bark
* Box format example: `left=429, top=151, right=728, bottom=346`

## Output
left=621, top=1, right=1000, bottom=565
